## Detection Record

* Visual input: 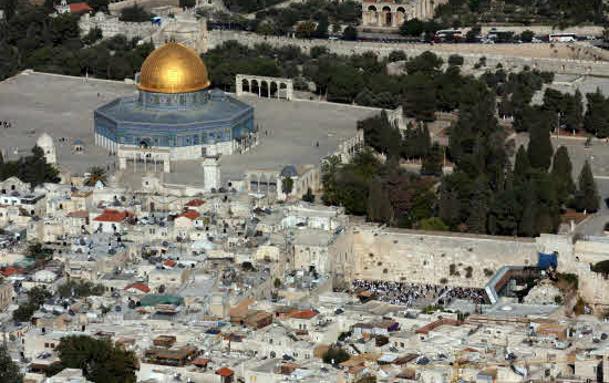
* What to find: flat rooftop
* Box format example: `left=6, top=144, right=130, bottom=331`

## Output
left=0, top=71, right=376, bottom=185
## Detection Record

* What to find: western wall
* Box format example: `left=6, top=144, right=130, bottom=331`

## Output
left=328, top=224, right=609, bottom=308
left=208, top=31, right=609, bottom=77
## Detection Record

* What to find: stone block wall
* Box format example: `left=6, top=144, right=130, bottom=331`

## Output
left=208, top=31, right=609, bottom=77
left=330, top=224, right=539, bottom=288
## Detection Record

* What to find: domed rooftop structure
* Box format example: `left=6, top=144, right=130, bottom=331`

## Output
left=138, top=42, right=210, bottom=94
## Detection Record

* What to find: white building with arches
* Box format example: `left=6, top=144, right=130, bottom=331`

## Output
left=361, top=0, right=447, bottom=30
left=236, top=75, right=294, bottom=101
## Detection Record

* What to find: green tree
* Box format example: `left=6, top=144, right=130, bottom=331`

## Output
left=551, top=146, right=575, bottom=204
left=421, top=142, right=443, bottom=176
left=402, top=73, right=437, bottom=122
left=1, top=0, right=17, bottom=21
left=322, top=347, right=350, bottom=364
left=367, top=178, right=393, bottom=224
left=518, top=183, right=538, bottom=237
left=387, top=50, right=407, bottom=62
left=527, top=111, right=553, bottom=170
left=400, top=18, right=425, bottom=36
left=514, top=145, right=530, bottom=182
left=419, top=217, right=448, bottom=231
left=520, top=30, right=535, bottom=43
left=281, top=176, right=294, bottom=195
left=563, top=89, right=583, bottom=133
left=466, top=177, right=490, bottom=233
left=295, top=20, right=316, bottom=39
left=342, top=25, right=357, bottom=40
left=57, top=335, right=138, bottom=383
left=584, top=89, right=609, bottom=138
left=82, top=27, right=103, bottom=46
left=575, top=160, right=599, bottom=213
left=327, top=64, right=364, bottom=103
left=0, top=344, right=22, bottom=383
left=314, top=15, right=329, bottom=38
left=302, top=187, right=315, bottom=203
left=119, top=4, right=153, bottom=22
left=447, top=54, right=464, bottom=66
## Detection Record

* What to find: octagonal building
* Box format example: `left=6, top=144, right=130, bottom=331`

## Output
left=94, top=42, right=255, bottom=161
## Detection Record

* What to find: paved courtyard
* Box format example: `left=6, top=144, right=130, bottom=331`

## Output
left=0, top=71, right=376, bottom=185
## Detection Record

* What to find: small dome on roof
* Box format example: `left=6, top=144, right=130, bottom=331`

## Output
left=37, top=133, right=53, bottom=146
left=280, top=165, right=298, bottom=178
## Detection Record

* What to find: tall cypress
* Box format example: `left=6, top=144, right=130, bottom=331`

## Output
left=514, top=145, right=530, bottom=182
left=551, top=146, right=575, bottom=204
left=576, top=160, right=600, bottom=213
left=527, top=111, right=554, bottom=170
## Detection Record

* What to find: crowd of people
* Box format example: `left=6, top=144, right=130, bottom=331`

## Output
left=436, top=286, right=487, bottom=305
left=351, top=279, right=488, bottom=307
left=2, top=120, right=13, bottom=129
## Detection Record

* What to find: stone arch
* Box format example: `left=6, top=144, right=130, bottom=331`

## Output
left=251, top=79, right=260, bottom=96
left=270, top=81, right=278, bottom=98
left=261, top=80, right=270, bottom=98
left=382, top=6, right=392, bottom=26
left=242, top=78, right=250, bottom=93
left=368, top=5, right=377, bottom=11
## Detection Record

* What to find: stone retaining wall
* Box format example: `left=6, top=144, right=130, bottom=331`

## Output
left=208, top=31, right=609, bottom=77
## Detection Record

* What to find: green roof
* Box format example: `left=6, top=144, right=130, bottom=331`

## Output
left=139, top=294, right=184, bottom=307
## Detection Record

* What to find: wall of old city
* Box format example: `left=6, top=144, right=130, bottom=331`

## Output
left=208, top=31, right=609, bottom=76
left=108, top=0, right=179, bottom=13
left=330, top=224, right=539, bottom=288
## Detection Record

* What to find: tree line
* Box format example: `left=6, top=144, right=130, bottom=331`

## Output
left=320, top=61, right=599, bottom=236
left=0, top=2, right=154, bottom=82
left=433, top=0, right=605, bottom=28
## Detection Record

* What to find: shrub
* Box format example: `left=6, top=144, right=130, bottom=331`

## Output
left=591, top=260, right=609, bottom=276
left=464, top=266, right=473, bottom=278
left=322, top=347, right=350, bottom=364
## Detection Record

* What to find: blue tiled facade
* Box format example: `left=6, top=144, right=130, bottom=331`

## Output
left=94, top=89, right=254, bottom=148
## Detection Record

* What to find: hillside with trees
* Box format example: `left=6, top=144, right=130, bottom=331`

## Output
left=434, top=0, right=606, bottom=28
left=0, top=2, right=154, bottom=81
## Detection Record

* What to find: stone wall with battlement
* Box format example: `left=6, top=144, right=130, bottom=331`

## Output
left=208, top=31, right=609, bottom=77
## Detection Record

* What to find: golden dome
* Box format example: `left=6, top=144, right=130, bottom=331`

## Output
left=138, top=43, right=210, bottom=94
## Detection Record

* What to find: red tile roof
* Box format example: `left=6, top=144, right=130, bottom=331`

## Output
left=288, top=309, right=318, bottom=320
left=186, top=199, right=205, bottom=207
left=0, top=266, right=23, bottom=277
left=124, top=283, right=151, bottom=293
left=192, top=357, right=210, bottom=367
left=163, top=259, right=177, bottom=268
left=216, top=367, right=234, bottom=377
left=94, top=209, right=130, bottom=222
left=178, top=210, right=200, bottom=220
left=68, top=2, right=93, bottom=13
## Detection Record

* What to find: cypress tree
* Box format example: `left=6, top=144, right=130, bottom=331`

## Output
left=466, top=177, right=490, bottom=233
left=576, top=160, right=600, bottom=213
left=527, top=111, right=554, bottom=170
left=367, top=178, right=393, bottom=224
left=514, top=145, right=530, bottom=182
left=421, top=142, right=443, bottom=176
left=518, top=183, right=538, bottom=237
left=439, top=186, right=460, bottom=227
left=551, top=146, right=575, bottom=205
left=563, top=90, right=583, bottom=133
